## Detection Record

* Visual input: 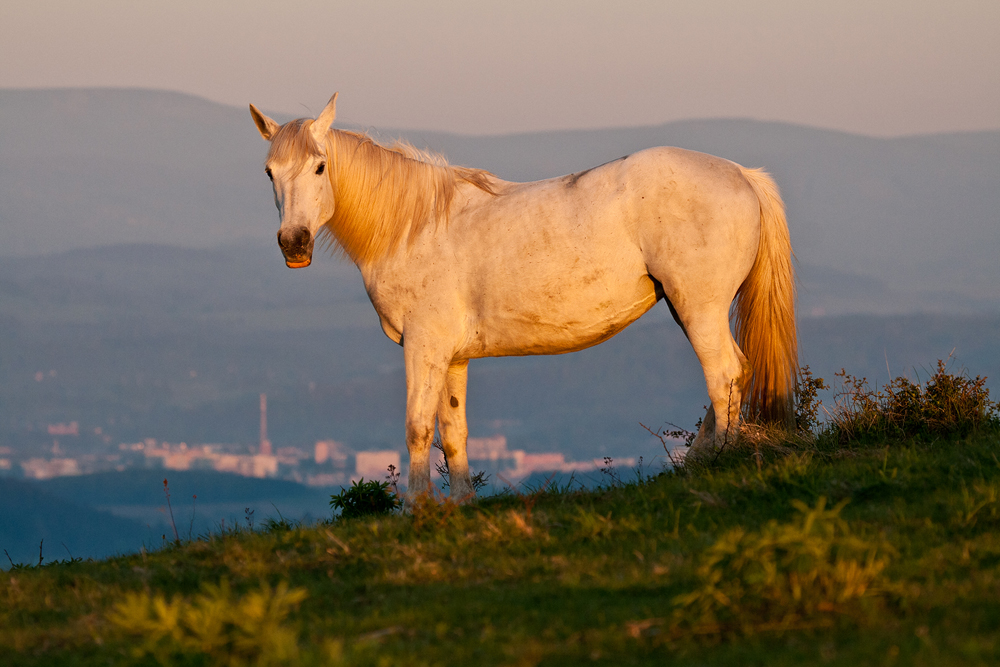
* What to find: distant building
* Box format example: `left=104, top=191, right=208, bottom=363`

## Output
left=163, top=453, right=192, bottom=470
left=8, top=426, right=609, bottom=486
left=314, top=440, right=349, bottom=467
left=47, top=422, right=79, bottom=436
left=21, top=457, right=80, bottom=479
left=276, top=447, right=308, bottom=465
left=461, top=434, right=619, bottom=479
left=355, top=450, right=400, bottom=481
left=467, top=435, right=509, bottom=461
left=213, top=453, right=255, bottom=477
left=251, top=454, right=278, bottom=478
left=134, top=441, right=280, bottom=478
left=515, top=451, right=567, bottom=474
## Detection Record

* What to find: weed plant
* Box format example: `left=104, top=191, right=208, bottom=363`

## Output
left=671, top=497, right=892, bottom=637
left=825, top=359, right=999, bottom=445
left=110, top=580, right=308, bottom=665
left=795, top=365, right=828, bottom=433
left=329, top=478, right=401, bottom=520
left=432, top=436, right=492, bottom=493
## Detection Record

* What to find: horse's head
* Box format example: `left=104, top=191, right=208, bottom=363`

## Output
left=249, top=93, right=338, bottom=269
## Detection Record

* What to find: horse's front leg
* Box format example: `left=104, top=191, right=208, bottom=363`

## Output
left=402, top=337, right=451, bottom=505
left=437, top=360, right=474, bottom=502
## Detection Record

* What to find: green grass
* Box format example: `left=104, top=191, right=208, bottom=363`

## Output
left=3, top=425, right=1000, bottom=666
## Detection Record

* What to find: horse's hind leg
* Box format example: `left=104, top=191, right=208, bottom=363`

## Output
left=679, top=308, right=752, bottom=458
left=436, top=360, right=475, bottom=502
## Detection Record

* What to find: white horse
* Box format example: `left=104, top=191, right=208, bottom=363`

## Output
left=249, top=94, right=798, bottom=501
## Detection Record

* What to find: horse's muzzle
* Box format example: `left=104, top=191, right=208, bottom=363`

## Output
left=277, top=227, right=314, bottom=269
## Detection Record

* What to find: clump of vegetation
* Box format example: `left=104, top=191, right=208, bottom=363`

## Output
left=671, top=497, right=892, bottom=636
left=827, top=359, right=998, bottom=444
left=650, top=360, right=997, bottom=476
left=262, top=515, right=297, bottom=534
left=329, top=478, right=402, bottom=520
left=701, top=360, right=994, bottom=459
left=409, top=489, right=464, bottom=533
left=432, top=436, right=492, bottom=493
left=794, top=365, right=828, bottom=433
left=110, top=579, right=307, bottom=666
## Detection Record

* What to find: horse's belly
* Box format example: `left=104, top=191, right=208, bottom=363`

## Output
left=463, top=273, right=660, bottom=358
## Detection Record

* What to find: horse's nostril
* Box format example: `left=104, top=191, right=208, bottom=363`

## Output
left=278, top=228, right=312, bottom=254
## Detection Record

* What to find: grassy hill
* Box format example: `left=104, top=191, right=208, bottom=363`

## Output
left=3, top=422, right=999, bottom=665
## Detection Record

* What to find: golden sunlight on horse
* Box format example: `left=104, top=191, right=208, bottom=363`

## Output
left=250, top=93, right=798, bottom=503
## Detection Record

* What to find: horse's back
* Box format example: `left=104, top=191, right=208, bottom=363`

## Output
left=479, top=145, right=761, bottom=286
left=436, top=147, right=759, bottom=357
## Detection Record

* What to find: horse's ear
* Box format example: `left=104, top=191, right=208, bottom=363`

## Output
left=311, top=93, right=338, bottom=142
left=249, top=104, right=280, bottom=141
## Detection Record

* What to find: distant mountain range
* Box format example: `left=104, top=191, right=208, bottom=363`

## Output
left=2, top=88, right=998, bottom=314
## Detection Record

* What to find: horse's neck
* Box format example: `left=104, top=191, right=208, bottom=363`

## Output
left=325, top=132, right=449, bottom=265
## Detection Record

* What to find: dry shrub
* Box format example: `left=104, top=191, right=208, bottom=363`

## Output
left=794, top=365, right=828, bottom=433
left=829, top=359, right=998, bottom=444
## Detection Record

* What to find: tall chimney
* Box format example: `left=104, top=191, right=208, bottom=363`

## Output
left=259, top=393, right=272, bottom=456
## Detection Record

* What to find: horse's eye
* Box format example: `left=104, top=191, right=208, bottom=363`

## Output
left=315, top=162, right=325, bottom=176
left=265, top=167, right=273, bottom=180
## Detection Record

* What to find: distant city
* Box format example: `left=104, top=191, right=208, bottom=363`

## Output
left=1, top=394, right=632, bottom=488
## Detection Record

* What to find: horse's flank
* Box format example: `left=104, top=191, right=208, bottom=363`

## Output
left=267, top=119, right=496, bottom=264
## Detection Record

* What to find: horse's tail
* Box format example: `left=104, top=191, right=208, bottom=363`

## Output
left=734, top=167, right=798, bottom=427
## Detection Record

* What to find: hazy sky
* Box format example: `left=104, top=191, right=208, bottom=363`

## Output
left=2, top=0, right=998, bottom=136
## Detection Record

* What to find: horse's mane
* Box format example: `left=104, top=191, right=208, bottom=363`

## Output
left=267, top=119, right=496, bottom=264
